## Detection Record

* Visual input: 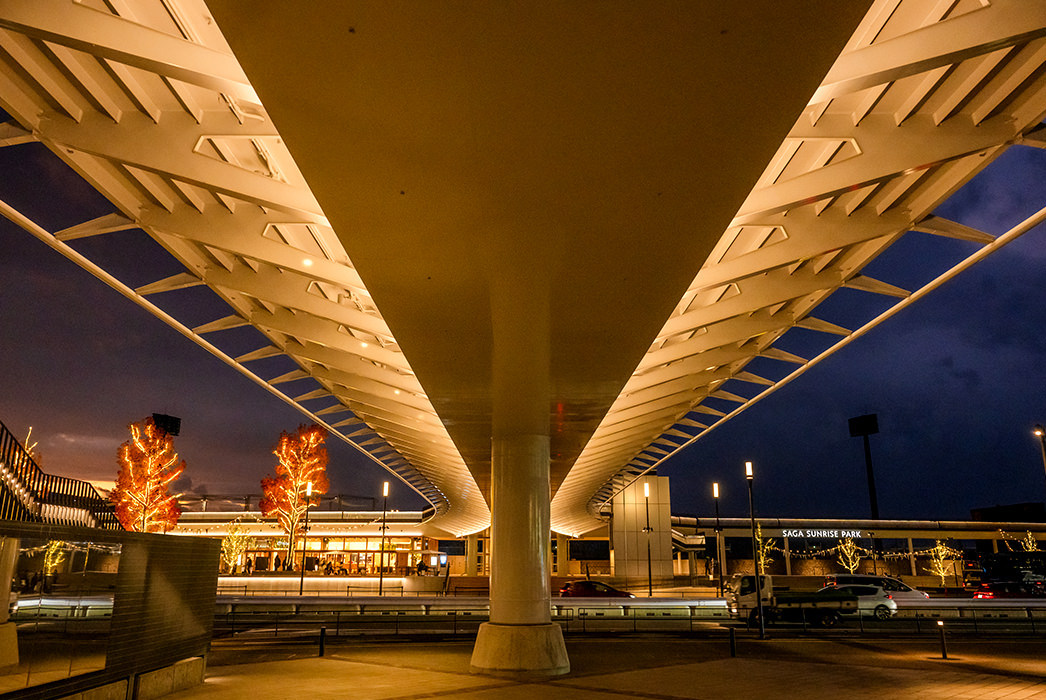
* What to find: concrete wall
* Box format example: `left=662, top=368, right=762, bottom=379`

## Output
left=0, top=521, right=219, bottom=700
left=610, top=476, right=673, bottom=584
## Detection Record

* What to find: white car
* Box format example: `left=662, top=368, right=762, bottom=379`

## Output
left=818, top=584, right=897, bottom=619
left=824, top=574, right=929, bottom=600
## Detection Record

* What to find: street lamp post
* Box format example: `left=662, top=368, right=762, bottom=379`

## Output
left=746, top=461, right=766, bottom=640
left=298, top=481, right=312, bottom=596
left=868, top=531, right=877, bottom=575
left=644, top=481, right=653, bottom=597
left=1034, top=425, right=1046, bottom=494
left=713, top=482, right=722, bottom=598
left=378, top=481, right=389, bottom=596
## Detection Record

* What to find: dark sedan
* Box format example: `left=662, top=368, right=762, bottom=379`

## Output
left=559, top=580, right=635, bottom=598
left=972, top=581, right=1046, bottom=599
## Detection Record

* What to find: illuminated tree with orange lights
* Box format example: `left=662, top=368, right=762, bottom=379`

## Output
left=110, top=416, right=184, bottom=532
left=259, top=425, right=329, bottom=570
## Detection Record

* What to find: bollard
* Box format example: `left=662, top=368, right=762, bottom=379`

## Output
left=319, top=626, right=326, bottom=657
left=729, top=626, right=737, bottom=657
left=937, top=621, right=947, bottom=660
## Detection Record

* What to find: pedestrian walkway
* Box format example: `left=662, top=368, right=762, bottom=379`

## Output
left=174, top=636, right=1046, bottom=699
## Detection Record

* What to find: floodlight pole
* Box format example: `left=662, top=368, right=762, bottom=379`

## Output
left=849, top=415, right=881, bottom=566
left=848, top=414, right=880, bottom=520
left=1034, top=425, right=1046, bottom=495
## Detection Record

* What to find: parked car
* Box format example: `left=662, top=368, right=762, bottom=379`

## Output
left=823, top=574, right=929, bottom=600
left=818, top=584, right=897, bottom=619
left=972, top=580, right=1046, bottom=599
left=559, top=580, right=635, bottom=598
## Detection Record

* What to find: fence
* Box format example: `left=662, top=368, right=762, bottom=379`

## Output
left=211, top=599, right=1046, bottom=640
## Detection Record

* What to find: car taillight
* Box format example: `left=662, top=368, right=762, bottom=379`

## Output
left=974, top=591, right=993, bottom=599
left=885, top=594, right=892, bottom=599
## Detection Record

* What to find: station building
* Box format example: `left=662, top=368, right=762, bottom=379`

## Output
left=173, top=476, right=1046, bottom=591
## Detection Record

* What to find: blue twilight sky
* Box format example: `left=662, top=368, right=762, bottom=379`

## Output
left=0, top=117, right=1044, bottom=522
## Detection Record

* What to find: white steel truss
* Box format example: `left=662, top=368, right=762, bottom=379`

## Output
left=0, top=0, right=1043, bottom=538
left=551, top=0, right=1046, bottom=534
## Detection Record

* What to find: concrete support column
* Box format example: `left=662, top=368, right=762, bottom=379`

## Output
left=470, top=264, right=568, bottom=678
left=472, top=435, right=569, bottom=676
left=907, top=538, right=917, bottom=577
left=465, top=534, right=479, bottom=576
left=0, top=536, right=20, bottom=671
left=555, top=533, right=569, bottom=576
left=488, top=433, right=551, bottom=625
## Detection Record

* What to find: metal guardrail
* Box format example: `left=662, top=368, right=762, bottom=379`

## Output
left=212, top=597, right=1046, bottom=640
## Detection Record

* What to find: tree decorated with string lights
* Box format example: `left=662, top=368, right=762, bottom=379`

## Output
left=836, top=537, right=862, bottom=574
left=756, top=523, right=775, bottom=575
left=924, top=540, right=961, bottom=587
left=259, top=425, right=329, bottom=570
left=220, top=520, right=255, bottom=574
left=43, top=540, right=66, bottom=575
left=110, top=416, right=184, bottom=532
left=1000, top=529, right=1041, bottom=552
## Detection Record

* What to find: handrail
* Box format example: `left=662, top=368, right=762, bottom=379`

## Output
left=0, top=420, right=120, bottom=529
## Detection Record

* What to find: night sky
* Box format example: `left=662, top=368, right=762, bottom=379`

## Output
left=1, top=119, right=1044, bottom=524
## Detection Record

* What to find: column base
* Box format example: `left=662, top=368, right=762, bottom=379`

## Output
left=0, top=621, right=18, bottom=672
left=470, top=622, right=569, bottom=678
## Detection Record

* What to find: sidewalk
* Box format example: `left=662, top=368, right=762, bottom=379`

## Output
left=175, top=636, right=1046, bottom=699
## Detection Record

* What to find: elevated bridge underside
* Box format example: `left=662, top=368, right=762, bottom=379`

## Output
left=1, top=2, right=1045, bottom=658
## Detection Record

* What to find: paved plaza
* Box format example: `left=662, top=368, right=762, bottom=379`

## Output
left=177, top=636, right=1046, bottom=699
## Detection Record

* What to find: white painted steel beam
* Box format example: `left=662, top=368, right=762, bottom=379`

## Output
left=0, top=0, right=258, bottom=102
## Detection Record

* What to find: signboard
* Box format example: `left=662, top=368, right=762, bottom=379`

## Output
left=780, top=528, right=863, bottom=539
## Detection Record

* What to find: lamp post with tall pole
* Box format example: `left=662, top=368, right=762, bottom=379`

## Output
left=378, top=481, right=389, bottom=596
left=298, top=481, right=312, bottom=596
left=713, top=482, right=722, bottom=598
left=1034, top=425, right=1046, bottom=493
left=746, top=461, right=766, bottom=640
left=644, top=481, right=653, bottom=597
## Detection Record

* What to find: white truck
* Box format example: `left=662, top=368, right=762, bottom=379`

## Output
left=726, top=574, right=858, bottom=627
